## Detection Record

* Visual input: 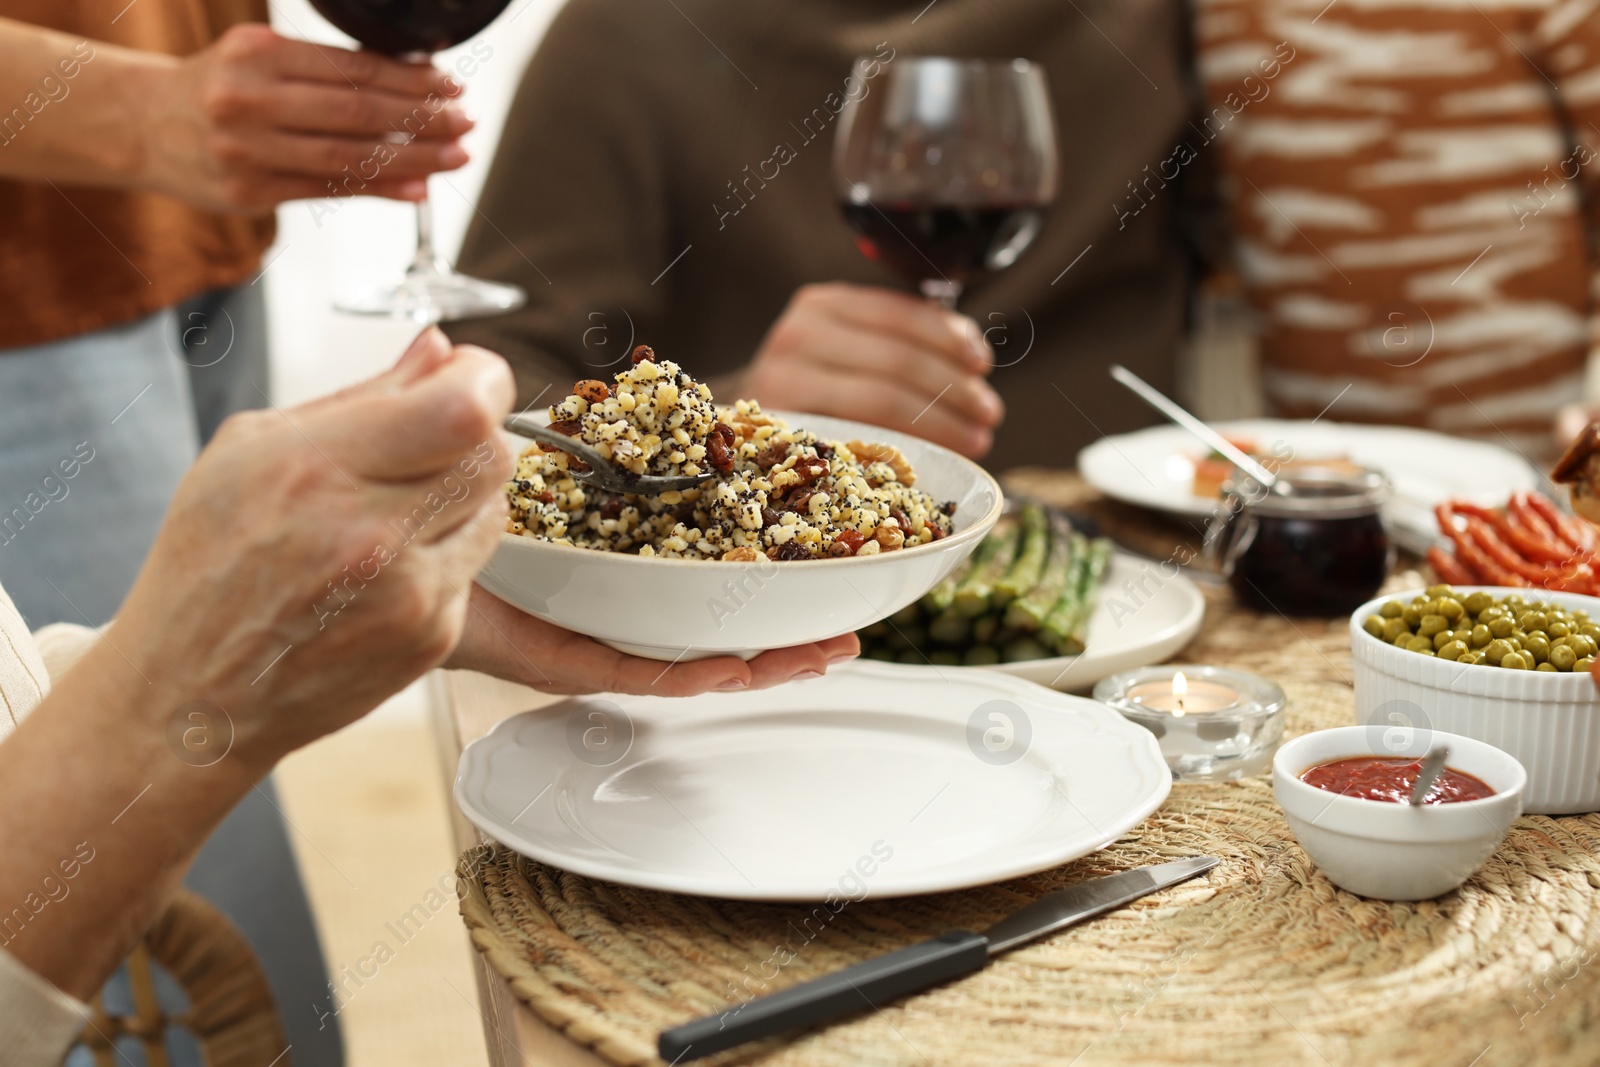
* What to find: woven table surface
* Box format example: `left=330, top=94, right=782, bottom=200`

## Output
left=456, top=484, right=1600, bottom=1067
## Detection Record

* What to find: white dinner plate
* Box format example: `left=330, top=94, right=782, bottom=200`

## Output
left=1078, top=420, right=1539, bottom=550
left=985, top=553, right=1205, bottom=691
left=454, top=662, right=1171, bottom=900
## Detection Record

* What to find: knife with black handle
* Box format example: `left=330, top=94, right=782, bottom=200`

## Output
left=658, top=856, right=1219, bottom=1062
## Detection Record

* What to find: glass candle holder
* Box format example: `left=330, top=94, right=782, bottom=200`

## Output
left=1093, top=665, right=1286, bottom=782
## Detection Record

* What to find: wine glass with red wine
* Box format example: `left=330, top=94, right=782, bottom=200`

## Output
left=307, top=0, right=525, bottom=322
left=834, top=57, right=1058, bottom=309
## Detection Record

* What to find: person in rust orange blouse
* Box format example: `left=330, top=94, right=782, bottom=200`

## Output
left=0, top=7, right=476, bottom=1064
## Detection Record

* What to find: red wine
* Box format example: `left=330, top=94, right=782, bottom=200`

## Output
left=839, top=201, right=1045, bottom=284
left=308, top=0, right=511, bottom=55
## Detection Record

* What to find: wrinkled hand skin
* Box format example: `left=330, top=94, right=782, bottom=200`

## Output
left=448, top=583, right=860, bottom=697
left=737, top=282, right=1005, bottom=459
left=139, top=23, right=473, bottom=211
left=107, top=328, right=863, bottom=770
left=111, top=327, right=513, bottom=770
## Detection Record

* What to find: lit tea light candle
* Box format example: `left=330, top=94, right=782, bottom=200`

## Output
left=1095, top=666, right=1285, bottom=782
left=1126, top=671, right=1242, bottom=716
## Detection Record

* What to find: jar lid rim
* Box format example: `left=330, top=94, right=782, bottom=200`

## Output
left=1227, top=465, right=1390, bottom=516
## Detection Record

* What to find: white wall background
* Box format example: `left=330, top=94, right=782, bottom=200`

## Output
left=264, top=0, right=566, bottom=406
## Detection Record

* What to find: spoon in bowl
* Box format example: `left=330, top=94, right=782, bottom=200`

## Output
left=1409, top=745, right=1451, bottom=806
left=502, top=414, right=716, bottom=496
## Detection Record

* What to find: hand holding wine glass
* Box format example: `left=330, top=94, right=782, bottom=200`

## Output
left=736, top=282, right=1004, bottom=459
left=139, top=23, right=473, bottom=212
left=834, top=57, right=1059, bottom=309
left=306, top=0, right=527, bottom=323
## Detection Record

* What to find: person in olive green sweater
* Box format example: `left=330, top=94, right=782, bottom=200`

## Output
left=449, top=0, right=1209, bottom=472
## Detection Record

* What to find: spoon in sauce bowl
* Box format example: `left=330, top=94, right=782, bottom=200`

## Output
left=1409, top=746, right=1451, bottom=807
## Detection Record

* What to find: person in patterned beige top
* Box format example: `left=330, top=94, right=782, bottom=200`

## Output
left=1191, top=0, right=1600, bottom=457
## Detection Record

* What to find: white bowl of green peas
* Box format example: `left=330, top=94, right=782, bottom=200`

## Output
left=1350, top=585, right=1600, bottom=814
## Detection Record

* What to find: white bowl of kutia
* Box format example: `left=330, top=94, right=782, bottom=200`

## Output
left=480, top=361, right=1003, bottom=661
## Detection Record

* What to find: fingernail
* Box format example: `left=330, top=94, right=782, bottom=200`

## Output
left=980, top=388, right=1005, bottom=423
left=965, top=428, right=991, bottom=456
left=827, top=653, right=857, bottom=666
left=716, top=678, right=748, bottom=691
left=965, top=321, right=991, bottom=363
left=396, top=325, right=445, bottom=369
left=441, top=144, right=469, bottom=168
left=790, top=669, right=823, bottom=682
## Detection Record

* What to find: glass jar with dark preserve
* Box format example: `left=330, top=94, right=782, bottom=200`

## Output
left=1207, top=467, right=1392, bottom=617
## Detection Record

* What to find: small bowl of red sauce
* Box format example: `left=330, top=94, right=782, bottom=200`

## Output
left=1298, top=756, right=1497, bottom=805
left=1273, top=726, right=1526, bottom=900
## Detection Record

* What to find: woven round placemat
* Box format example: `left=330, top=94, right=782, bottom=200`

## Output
left=457, top=572, right=1600, bottom=1066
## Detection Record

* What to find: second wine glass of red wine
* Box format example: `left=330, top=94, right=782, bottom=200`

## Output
left=834, top=57, right=1059, bottom=309
left=307, top=0, right=526, bottom=323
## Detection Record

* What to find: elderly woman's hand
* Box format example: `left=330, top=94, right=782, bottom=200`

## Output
left=109, top=327, right=512, bottom=768
left=104, top=328, right=858, bottom=770
left=446, top=583, right=859, bottom=695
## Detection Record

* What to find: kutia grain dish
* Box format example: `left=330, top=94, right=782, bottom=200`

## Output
left=505, top=345, right=956, bottom=561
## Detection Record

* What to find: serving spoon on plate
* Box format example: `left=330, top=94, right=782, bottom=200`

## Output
left=503, top=413, right=716, bottom=496
left=1109, top=365, right=1278, bottom=488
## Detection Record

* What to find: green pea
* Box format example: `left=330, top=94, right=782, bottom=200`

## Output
left=1501, top=651, right=1529, bottom=670
left=1434, top=629, right=1458, bottom=651
left=1523, top=634, right=1551, bottom=663
left=1470, top=624, right=1492, bottom=648
left=1383, top=618, right=1411, bottom=642
left=1519, top=611, right=1549, bottom=632
left=1489, top=617, right=1516, bottom=639
left=1550, top=644, right=1578, bottom=671
left=1403, top=603, right=1424, bottom=627
left=1458, top=651, right=1482, bottom=665
left=1438, top=640, right=1469, bottom=661
left=1538, top=662, right=1559, bottom=672
left=1574, top=636, right=1598, bottom=659
left=1418, top=614, right=1449, bottom=638
left=1394, top=630, right=1415, bottom=647
left=1426, top=584, right=1457, bottom=599
left=1464, top=591, right=1494, bottom=614
left=1582, top=623, right=1600, bottom=641
left=1363, top=615, right=1387, bottom=639
left=1548, top=620, right=1573, bottom=638
left=1478, top=605, right=1506, bottom=623
left=1380, top=599, right=1405, bottom=619
left=1577, top=656, right=1595, bottom=673
left=1437, top=597, right=1465, bottom=622
left=1485, top=638, right=1516, bottom=665
left=1406, top=635, right=1436, bottom=653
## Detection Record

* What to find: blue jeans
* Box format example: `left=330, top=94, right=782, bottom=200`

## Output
left=0, top=286, right=343, bottom=1067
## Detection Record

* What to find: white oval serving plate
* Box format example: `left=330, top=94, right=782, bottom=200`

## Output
left=1078, top=419, right=1537, bottom=553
